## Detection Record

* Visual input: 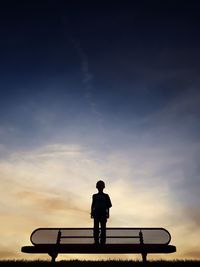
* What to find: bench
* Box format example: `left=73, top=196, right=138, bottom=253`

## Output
left=21, top=227, right=176, bottom=263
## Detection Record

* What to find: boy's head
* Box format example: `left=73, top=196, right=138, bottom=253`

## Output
left=96, top=180, right=105, bottom=191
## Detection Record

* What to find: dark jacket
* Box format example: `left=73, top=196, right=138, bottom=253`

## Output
left=91, top=192, right=112, bottom=218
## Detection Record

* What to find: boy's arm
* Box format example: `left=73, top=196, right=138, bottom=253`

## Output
left=106, top=194, right=112, bottom=218
left=107, top=194, right=112, bottom=208
left=106, top=208, right=110, bottom=218
left=91, top=195, right=94, bottom=218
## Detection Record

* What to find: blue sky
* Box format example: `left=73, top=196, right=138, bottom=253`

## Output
left=0, top=1, right=200, bottom=260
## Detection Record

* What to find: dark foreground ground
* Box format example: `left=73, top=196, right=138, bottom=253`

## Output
left=0, top=260, right=199, bottom=267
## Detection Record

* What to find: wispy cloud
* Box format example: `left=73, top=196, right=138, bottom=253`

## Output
left=64, top=28, right=103, bottom=124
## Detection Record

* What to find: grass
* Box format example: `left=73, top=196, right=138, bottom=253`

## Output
left=0, top=260, right=200, bottom=267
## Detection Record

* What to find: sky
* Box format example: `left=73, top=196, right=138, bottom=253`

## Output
left=0, top=0, right=200, bottom=261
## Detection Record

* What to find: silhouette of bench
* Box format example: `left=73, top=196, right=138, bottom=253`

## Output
left=21, top=227, right=176, bottom=262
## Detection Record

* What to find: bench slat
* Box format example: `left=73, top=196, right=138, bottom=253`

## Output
left=22, top=244, right=176, bottom=254
left=59, top=238, right=139, bottom=239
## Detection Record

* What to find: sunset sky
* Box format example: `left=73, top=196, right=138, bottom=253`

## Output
left=0, top=1, right=200, bottom=261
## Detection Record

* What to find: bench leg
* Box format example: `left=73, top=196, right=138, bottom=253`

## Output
left=51, top=255, right=56, bottom=263
left=48, top=252, right=58, bottom=262
left=142, top=252, right=147, bottom=263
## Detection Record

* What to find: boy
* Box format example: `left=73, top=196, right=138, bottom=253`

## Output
left=91, top=180, right=112, bottom=244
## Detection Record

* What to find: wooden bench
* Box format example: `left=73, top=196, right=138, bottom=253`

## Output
left=21, top=227, right=176, bottom=263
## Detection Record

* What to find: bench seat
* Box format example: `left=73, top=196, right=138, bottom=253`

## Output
left=22, top=243, right=176, bottom=254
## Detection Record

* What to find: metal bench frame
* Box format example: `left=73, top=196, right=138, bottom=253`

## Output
left=21, top=227, right=176, bottom=263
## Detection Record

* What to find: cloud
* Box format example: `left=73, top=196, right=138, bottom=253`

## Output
left=66, top=34, right=103, bottom=125
left=0, top=250, right=19, bottom=259
left=184, top=207, right=200, bottom=227
left=141, top=88, right=200, bottom=138
left=183, top=251, right=200, bottom=259
left=15, top=190, right=78, bottom=212
left=138, top=89, right=200, bottom=205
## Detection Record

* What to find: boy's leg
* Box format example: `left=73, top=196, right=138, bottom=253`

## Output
left=93, top=218, right=99, bottom=244
left=100, top=218, right=107, bottom=244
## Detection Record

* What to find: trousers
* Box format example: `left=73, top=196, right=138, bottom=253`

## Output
left=93, top=217, right=107, bottom=244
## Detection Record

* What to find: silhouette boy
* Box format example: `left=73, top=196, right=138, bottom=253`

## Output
left=91, top=180, right=112, bottom=244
